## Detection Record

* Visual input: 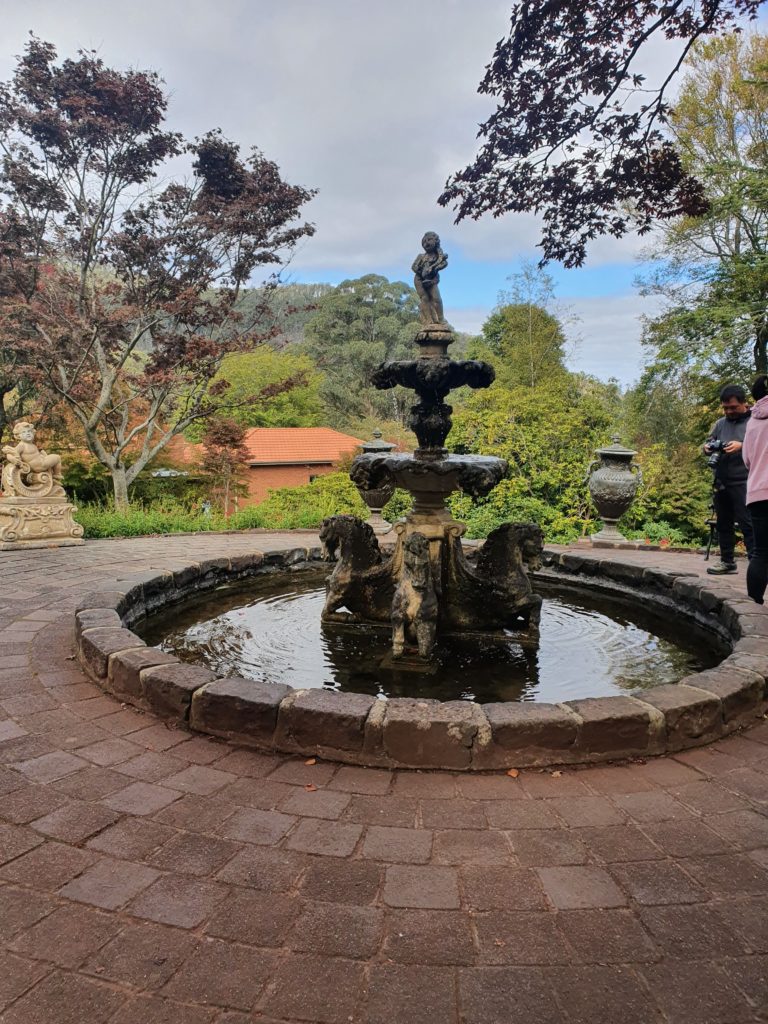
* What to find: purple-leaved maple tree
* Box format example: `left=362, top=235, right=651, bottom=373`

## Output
left=439, top=0, right=763, bottom=267
left=0, top=37, right=315, bottom=506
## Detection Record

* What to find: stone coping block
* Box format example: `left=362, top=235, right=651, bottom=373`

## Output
left=636, top=683, right=722, bottom=749
left=75, top=608, right=121, bottom=643
left=680, top=664, right=765, bottom=725
left=72, top=550, right=768, bottom=770
left=380, top=699, right=486, bottom=769
left=140, top=662, right=217, bottom=721
left=108, top=647, right=180, bottom=703
left=566, top=696, right=664, bottom=758
left=79, top=627, right=146, bottom=680
left=276, top=688, right=376, bottom=756
left=474, top=702, right=579, bottom=769
left=191, top=676, right=290, bottom=743
left=75, top=590, right=132, bottom=617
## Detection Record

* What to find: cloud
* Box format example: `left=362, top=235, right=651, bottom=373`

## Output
left=563, top=293, right=665, bottom=385
left=447, top=290, right=665, bottom=388
left=0, top=0, right=740, bottom=384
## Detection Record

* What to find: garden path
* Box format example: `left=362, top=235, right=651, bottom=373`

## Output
left=0, top=533, right=766, bottom=1023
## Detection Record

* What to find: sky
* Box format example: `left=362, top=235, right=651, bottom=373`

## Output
left=0, top=0, right=726, bottom=384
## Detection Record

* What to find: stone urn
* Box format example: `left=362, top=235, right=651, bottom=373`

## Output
left=586, top=435, right=643, bottom=544
left=355, top=430, right=397, bottom=535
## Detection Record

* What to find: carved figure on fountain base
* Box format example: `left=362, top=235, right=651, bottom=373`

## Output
left=319, top=511, right=543, bottom=655
left=441, top=522, right=543, bottom=633
left=0, top=423, right=84, bottom=549
left=319, top=515, right=395, bottom=623
left=392, top=532, right=438, bottom=660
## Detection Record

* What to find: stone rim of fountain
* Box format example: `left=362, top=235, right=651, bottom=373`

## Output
left=73, top=547, right=768, bottom=771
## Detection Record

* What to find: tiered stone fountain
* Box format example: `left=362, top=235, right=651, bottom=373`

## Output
left=320, top=233, right=544, bottom=665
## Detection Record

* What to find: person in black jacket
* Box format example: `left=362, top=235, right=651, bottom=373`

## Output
left=703, top=384, right=755, bottom=574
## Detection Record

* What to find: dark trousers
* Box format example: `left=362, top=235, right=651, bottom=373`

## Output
left=747, top=499, right=768, bottom=603
left=714, top=482, right=754, bottom=562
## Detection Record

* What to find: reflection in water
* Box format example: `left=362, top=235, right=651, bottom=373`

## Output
left=140, top=568, right=722, bottom=703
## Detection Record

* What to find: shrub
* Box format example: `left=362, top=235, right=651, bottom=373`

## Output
left=76, top=501, right=225, bottom=538
left=229, top=473, right=367, bottom=530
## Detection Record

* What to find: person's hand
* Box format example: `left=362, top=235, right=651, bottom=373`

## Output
left=724, top=440, right=742, bottom=453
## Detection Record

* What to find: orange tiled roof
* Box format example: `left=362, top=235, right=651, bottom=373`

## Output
left=243, top=427, right=362, bottom=465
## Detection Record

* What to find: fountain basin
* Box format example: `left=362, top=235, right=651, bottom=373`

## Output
left=138, top=567, right=722, bottom=702
left=74, top=546, right=768, bottom=770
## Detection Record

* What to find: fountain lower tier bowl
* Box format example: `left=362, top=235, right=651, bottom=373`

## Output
left=350, top=451, right=507, bottom=509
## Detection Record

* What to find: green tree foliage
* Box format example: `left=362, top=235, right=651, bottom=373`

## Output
left=640, top=34, right=768, bottom=393
left=480, top=262, right=569, bottom=389
left=479, top=304, right=567, bottom=390
left=235, top=283, right=334, bottom=348
left=197, top=347, right=324, bottom=432
left=447, top=378, right=616, bottom=541
left=303, top=274, right=420, bottom=427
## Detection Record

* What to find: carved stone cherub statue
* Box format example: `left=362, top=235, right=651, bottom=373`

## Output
left=412, top=231, right=448, bottom=325
left=391, top=531, right=438, bottom=659
left=2, top=421, right=65, bottom=498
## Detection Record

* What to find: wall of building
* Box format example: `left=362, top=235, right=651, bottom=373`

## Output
left=244, top=462, right=337, bottom=504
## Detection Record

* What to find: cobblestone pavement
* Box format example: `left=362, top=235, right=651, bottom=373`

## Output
left=0, top=534, right=767, bottom=1023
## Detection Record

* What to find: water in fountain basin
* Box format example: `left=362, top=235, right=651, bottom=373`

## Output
left=138, top=567, right=723, bottom=703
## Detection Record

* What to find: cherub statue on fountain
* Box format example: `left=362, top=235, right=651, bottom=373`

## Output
left=412, top=231, right=448, bottom=326
left=2, top=421, right=65, bottom=498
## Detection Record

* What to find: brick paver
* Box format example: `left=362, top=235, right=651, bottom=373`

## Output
left=0, top=534, right=767, bottom=1020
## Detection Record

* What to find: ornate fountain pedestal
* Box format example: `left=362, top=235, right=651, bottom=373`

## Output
left=1, top=424, right=84, bottom=550
left=320, top=285, right=543, bottom=664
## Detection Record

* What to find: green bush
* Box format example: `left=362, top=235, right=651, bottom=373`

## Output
left=229, top=473, right=367, bottom=530
left=621, top=519, right=698, bottom=548
left=447, top=481, right=591, bottom=543
left=74, top=473, right=414, bottom=539
left=76, top=501, right=226, bottom=538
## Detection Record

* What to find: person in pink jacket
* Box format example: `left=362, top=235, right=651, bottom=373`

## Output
left=743, top=374, right=768, bottom=603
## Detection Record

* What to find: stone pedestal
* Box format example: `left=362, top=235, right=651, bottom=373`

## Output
left=0, top=497, right=85, bottom=549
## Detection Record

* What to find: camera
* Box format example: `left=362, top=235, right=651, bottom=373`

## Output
left=705, top=438, right=727, bottom=468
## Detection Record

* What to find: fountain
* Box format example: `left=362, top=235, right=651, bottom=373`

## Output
left=74, top=234, right=768, bottom=770
left=320, top=232, right=543, bottom=666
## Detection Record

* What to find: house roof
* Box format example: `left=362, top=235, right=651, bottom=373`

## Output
left=243, top=427, right=363, bottom=466
left=161, top=427, right=364, bottom=468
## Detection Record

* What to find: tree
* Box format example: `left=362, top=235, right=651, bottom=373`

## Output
left=200, top=417, right=249, bottom=517
left=195, top=347, right=324, bottom=433
left=303, top=274, right=420, bottom=427
left=478, top=262, right=569, bottom=388
left=447, top=375, right=617, bottom=540
left=639, top=34, right=768, bottom=387
left=437, top=1, right=763, bottom=267
left=0, top=38, right=315, bottom=508
left=235, top=282, right=334, bottom=348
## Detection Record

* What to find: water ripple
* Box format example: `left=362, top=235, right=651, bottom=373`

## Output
left=143, top=569, right=720, bottom=703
